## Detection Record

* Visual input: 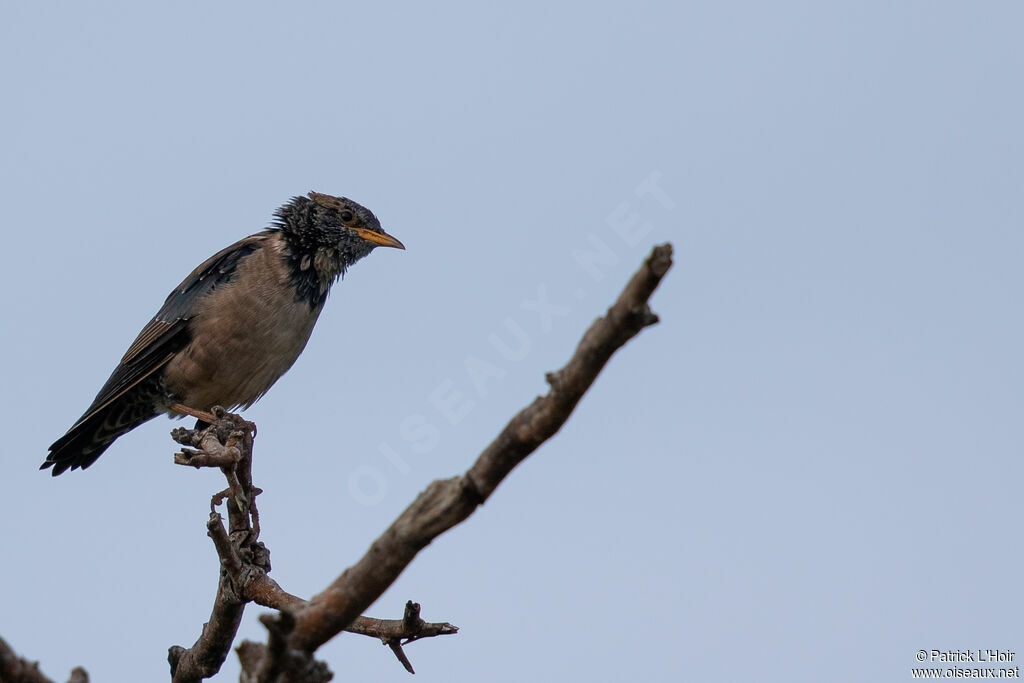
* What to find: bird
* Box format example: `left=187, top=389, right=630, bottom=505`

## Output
left=42, top=191, right=404, bottom=476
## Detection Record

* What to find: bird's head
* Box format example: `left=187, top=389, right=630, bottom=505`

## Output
left=275, top=192, right=405, bottom=305
left=281, top=191, right=404, bottom=254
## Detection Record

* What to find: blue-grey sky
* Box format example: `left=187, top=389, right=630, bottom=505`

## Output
left=2, top=2, right=1022, bottom=681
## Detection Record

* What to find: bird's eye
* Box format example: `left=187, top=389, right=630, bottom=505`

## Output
left=339, top=209, right=355, bottom=223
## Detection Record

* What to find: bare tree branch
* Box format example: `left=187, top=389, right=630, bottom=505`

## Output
left=236, top=602, right=458, bottom=680
left=0, top=637, right=52, bottom=683
left=281, top=243, right=674, bottom=657
left=343, top=601, right=459, bottom=645
left=169, top=414, right=261, bottom=683
left=0, top=637, right=88, bottom=683
left=167, top=511, right=250, bottom=683
left=167, top=410, right=460, bottom=680
left=349, top=601, right=459, bottom=674
left=66, top=668, right=89, bottom=683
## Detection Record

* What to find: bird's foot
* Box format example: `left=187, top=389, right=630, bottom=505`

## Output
left=173, top=427, right=248, bottom=469
left=171, top=408, right=251, bottom=461
left=220, top=408, right=257, bottom=439
left=171, top=408, right=260, bottom=539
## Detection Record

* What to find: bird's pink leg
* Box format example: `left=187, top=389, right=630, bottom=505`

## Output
left=169, top=403, right=219, bottom=424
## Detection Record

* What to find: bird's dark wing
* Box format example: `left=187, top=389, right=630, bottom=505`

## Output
left=44, top=232, right=271, bottom=472
left=73, top=231, right=272, bottom=427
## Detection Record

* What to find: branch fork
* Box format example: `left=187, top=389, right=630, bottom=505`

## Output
left=167, top=408, right=461, bottom=681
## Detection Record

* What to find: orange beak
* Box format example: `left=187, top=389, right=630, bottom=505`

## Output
left=352, top=227, right=405, bottom=250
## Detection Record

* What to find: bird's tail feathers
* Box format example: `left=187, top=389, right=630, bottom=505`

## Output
left=43, top=397, right=160, bottom=475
